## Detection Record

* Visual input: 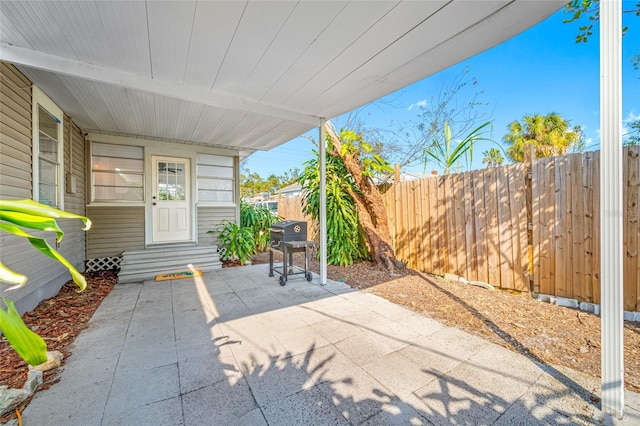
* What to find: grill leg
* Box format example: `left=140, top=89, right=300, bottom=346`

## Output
left=288, top=251, right=294, bottom=273
left=283, top=245, right=288, bottom=282
left=269, top=249, right=274, bottom=277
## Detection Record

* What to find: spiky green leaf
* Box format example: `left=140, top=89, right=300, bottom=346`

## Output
left=0, top=298, right=47, bottom=366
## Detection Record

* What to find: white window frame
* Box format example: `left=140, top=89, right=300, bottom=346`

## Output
left=32, top=86, right=64, bottom=209
left=196, top=154, right=235, bottom=205
left=90, top=142, right=145, bottom=203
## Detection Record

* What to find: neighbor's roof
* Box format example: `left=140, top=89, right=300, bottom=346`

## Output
left=0, top=1, right=564, bottom=153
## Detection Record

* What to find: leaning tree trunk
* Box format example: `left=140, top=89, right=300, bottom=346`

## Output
left=324, top=124, right=405, bottom=275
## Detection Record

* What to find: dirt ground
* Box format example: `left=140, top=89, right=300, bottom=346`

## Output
left=255, top=250, right=640, bottom=393
left=1, top=253, right=638, bottom=422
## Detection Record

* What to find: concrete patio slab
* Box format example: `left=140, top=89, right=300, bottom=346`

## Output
left=22, top=264, right=640, bottom=425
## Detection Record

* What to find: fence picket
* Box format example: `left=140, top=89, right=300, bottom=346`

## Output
left=625, top=146, right=639, bottom=311
left=554, top=156, right=568, bottom=298
left=582, top=152, right=595, bottom=303
left=463, top=172, right=477, bottom=281
left=570, top=154, right=585, bottom=299
left=496, top=165, right=514, bottom=289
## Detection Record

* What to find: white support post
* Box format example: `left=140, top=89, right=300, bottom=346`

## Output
left=600, top=0, right=624, bottom=418
left=319, top=120, right=327, bottom=285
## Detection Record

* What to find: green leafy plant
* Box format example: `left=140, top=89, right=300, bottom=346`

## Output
left=213, top=221, right=255, bottom=265
left=422, top=121, right=492, bottom=174
left=0, top=199, right=91, bottom=366
left=300, top=149, right=368, bottom=266
left=240, top=201, right=281, bottom=253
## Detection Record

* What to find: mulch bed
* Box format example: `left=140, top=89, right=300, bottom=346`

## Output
left=0, top=270, right=117, bottom=423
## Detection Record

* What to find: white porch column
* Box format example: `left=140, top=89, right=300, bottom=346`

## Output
left=600, top=0, right=624, bottom=418
left=319, top=120, right=327, bottom=285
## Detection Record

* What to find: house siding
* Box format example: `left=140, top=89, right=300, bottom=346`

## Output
left=0, top=62, right=88, bottom=314
left=0, top=62, right=32, bottom=199
left=86, top=206, right=145, bottom=258
left=197, top=206, right=236, bottom=246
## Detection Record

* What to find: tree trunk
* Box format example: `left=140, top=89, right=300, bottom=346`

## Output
left=324, top=124, right=405, bottom=275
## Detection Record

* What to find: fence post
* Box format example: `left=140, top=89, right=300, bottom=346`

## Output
left=394, top=163, right=401, bottom=184
left=524, top=144, right=535, bottom=290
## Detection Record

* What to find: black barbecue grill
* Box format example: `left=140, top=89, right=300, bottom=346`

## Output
left=268, top=220, right=317, bottom=286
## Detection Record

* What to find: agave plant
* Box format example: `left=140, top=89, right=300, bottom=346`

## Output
left=0, top=199, right=91, bottom=366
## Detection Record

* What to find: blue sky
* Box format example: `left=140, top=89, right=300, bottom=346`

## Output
left=244, top=4, right=640, bottom=177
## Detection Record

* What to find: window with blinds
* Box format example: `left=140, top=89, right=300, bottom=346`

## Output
left=91, top=143, right=144, bottom=202
left=197, top=154, right=234, bottom=203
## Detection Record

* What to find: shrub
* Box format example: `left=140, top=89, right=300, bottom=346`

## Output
left=240, top=201, right=281, bottom=253
left=300, top=151, right=368, bottom=266
left=214, top=221, right=255, bottom=265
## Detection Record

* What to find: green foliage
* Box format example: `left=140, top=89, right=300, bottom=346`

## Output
left=240, top=201, right=281, bottom=253
left=213, top=221, right=255, bottom=265
left=625, top=119, right=640, bottom=146
left=0, top=199, right=92, bottom=366
left=300, top=149, right=368, bottom=266
left=240, top=167, right=301, bottom=198
left=422, top=121, right=492, bottom=174
left=564, top=0, right=639, bottom=71
left=0, top=298, right=47, bottom=366
left=482, top=148, right=505, bottom=168
left=502, top=113, right=581, bottom=162
left=336, top=129, right=393, bottom=177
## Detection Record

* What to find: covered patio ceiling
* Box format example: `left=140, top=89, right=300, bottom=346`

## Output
left=1, top=1, right=564, bottom=153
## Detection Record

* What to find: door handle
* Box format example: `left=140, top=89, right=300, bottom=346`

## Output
left=152, top=202, right=156, bottom=206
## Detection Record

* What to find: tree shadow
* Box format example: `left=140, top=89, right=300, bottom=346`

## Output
left=413, top=272, right=601, bottom=406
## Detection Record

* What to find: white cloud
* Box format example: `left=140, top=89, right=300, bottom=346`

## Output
left=407, top=99, right=427, bottom=111
left=624, top=110, right=640, bottom=124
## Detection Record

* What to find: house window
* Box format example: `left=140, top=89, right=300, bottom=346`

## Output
left=197, top=154, right=234, bottom=202
left=33, top=87, right=63, bottom=207
left=91, top=143, right=144, bottom=202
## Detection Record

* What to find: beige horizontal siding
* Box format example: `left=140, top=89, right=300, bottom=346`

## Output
left=0, top=62, right=90, bottom=314
left=0, top=62, right=32, bottom=200
left=86, top=206, right=145, bottom=258
left=62, top=116, right=86, bottom=216
left=197, top=206, right=236, bottom=246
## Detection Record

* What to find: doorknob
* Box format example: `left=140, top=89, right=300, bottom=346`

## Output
left=152, top=202, right=156, bottom=206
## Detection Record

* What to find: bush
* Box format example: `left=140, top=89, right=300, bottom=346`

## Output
left=300, top=151, right=368, bottom=266
left=214, top=221, right=255, bottom=265
left=240, top=201, right=281, bottom=253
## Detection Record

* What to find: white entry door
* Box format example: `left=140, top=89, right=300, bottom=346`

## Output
left=151, top=156, right=191, bottom=243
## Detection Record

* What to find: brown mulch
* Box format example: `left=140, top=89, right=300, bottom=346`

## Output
left=0, top=270, right=117, bottom=422
left=254, top=250, right=640, bottom=393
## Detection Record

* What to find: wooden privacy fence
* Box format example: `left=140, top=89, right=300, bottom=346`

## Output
left=382, top=164, right=530, bottom=292
left=277, top=147, right=640, bottom=311
left=532, top=147, right=639, bottom=312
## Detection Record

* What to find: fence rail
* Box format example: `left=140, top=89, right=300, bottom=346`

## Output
left=277, top=147, right=640, bottom=311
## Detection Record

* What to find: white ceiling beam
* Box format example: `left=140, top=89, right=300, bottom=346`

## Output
left=0, top=42, right=323, bottom=126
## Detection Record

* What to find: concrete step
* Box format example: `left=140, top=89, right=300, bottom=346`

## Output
left=119, top=245, right=221, bottom=283
left=122, top=245, right=216, bottom=262
left=118, top=263, right=222, bottom=284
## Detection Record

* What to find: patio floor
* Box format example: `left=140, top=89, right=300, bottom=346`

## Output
left=23, top=265, right=640, bottom=425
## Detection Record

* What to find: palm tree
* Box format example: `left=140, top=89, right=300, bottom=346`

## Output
left=482, top=148, right=504, bottom=168
left=502, top=113, right=580, bottom=162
